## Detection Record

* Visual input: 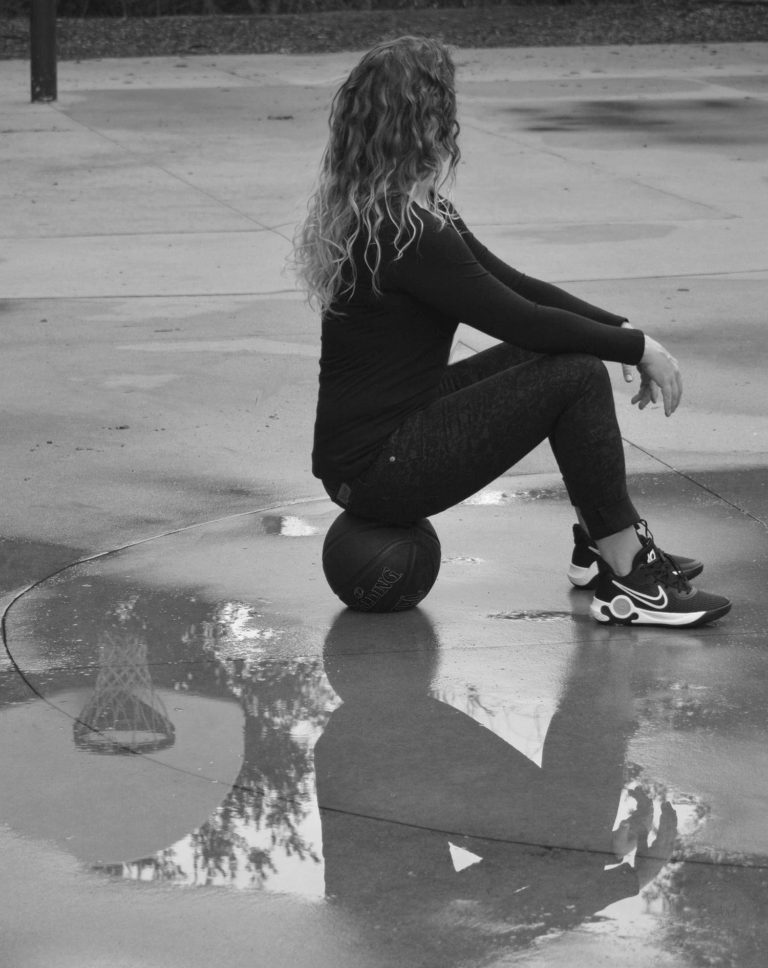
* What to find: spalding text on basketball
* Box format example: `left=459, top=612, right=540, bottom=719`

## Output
left=353, top=567, right=404, bottom=610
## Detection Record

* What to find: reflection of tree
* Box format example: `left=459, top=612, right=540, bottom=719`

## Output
left=101, top=603, right=338, bottom=888
left=180, top=657, right=336, bottom=888
left=653, top=848, right=768, bottom=968
left=116, top=850, right=185, bottom=883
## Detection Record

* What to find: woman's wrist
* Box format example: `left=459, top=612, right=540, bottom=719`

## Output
left=641, top=334, right=664, bottom=364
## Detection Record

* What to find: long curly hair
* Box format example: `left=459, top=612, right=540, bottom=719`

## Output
left=293, top=36, right=461, bottom=314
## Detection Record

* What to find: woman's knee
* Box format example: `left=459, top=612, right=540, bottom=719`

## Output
left=557, top=353, right=611, bottom=393
left=440, top=342, right=537, bottom=394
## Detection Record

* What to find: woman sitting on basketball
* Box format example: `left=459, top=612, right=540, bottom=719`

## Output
left=294, top=36, right=730, bottom=627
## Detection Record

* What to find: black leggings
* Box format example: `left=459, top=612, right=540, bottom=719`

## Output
left=324, top=343, right=639, bottom=540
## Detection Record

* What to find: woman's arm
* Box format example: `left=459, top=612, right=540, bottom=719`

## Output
left=389, top=211, right=645, bottom=364
left=446, top=206, right=628, bottom=327
left=428, top=203, right=681, bottom=412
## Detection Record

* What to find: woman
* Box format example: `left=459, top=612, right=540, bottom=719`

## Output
left=294, top=36, right=730, bottom=628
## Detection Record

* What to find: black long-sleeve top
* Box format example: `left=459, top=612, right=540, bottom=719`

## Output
left=312, top=202, right=645, bottom=483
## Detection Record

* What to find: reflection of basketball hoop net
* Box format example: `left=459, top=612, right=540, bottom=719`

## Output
left=73, top=631, right=175, bottom=754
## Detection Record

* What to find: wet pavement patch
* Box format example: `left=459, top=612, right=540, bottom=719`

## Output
left=505, top=97, right=768, bottom=156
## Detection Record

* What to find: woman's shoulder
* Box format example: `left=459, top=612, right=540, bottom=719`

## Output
left=409, top=196, right=468, bottom=243
left=409, top=199, right=471, bottom=259
left=436, top=195, right=470, bottom=233
left=360, top=201, right=459, bottom=264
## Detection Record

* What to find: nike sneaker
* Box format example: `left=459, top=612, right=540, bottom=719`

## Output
left=590, top=535, right=730, bottom=628
left=568, top=523, right=703, bottom=590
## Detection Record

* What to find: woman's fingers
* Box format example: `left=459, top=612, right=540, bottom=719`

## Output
left=634, top=343, right=683, bottom=416
left=631, top=374, right=657, bottom=409
left=662, top=361, right=683, bottom=416
left=657, top=372, right=681, bottom=416
left=661, top=379, right=675, bottom=416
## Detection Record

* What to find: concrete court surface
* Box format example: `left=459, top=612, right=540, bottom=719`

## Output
left=1, top=38, right=768, bottom=968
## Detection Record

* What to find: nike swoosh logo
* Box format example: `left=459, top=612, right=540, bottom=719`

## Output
left=613, top=581, right=668, bottom=610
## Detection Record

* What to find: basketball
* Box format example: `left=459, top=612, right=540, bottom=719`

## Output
left=322, top=512, right=441, bottom=612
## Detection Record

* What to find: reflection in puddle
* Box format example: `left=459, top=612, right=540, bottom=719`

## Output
left=195, top=601, right=283, bottom=661
left=97, top=603, right=339, bottom=894
left=103, top=653, right=338, bottom=894
left=462, top=486, right=565, bottom=506
left=313, top=610, right=679, bottom=961
left=489, top=609, right=573, bottom=622
left=74, top=628, right=175, bottom=755
left=259, top=515, right=319, bottom=537
left=61, top=597, right=688, bottom=941
left=63, top=594, right=728, bottom=957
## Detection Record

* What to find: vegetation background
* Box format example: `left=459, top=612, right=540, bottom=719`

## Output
left=2, top=0, right=768, bottom=58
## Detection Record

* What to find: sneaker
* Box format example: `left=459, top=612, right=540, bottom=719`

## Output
left=590, top=533, right=731, bottom=628
left=568, top=523, right=703, bottom=590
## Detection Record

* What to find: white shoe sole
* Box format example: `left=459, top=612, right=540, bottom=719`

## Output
left=567, top=561, right=598, bottom=588
left=590, top=595, right=731, bottom=628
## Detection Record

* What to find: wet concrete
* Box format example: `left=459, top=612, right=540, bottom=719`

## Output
left=2, top=474, right=768, bottom=966
left=1, top=41, right=768, bottom=968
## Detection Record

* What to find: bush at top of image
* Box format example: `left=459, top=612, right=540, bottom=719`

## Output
left=3, top=0, right=587, bottom=16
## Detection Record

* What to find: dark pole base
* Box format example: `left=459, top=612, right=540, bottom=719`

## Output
left=30, top=0, right=57, bottom=103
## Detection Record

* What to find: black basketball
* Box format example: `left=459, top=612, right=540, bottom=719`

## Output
left=322, top=512, right=441, bottom=612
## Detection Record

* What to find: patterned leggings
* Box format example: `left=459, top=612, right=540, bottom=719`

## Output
left=324, top=343, right=639, bottom=540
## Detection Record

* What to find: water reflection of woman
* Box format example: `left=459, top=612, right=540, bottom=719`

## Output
left=315, top=610, right=676, bottom=958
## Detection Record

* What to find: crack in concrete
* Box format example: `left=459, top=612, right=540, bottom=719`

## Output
left=47, top=99, right=286, bottom=238
left=623, top=437, right=768, bottom=531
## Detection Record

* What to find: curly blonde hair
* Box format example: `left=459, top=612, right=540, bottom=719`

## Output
left=293, top=36, right=461, bottom=314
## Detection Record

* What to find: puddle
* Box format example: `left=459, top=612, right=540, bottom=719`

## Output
left=462, top=487, right=565, bottom=506
left=489, top=610, right=573, bottom=623
left=259, top=515, right=319, bottom=537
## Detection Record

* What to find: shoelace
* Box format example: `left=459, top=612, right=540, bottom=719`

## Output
left=636, top=521, right=691, bottom=593
left=644, top=550, right=691, bottom=593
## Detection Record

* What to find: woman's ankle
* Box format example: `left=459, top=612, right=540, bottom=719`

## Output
left=595, top=526, right=643, bottom=577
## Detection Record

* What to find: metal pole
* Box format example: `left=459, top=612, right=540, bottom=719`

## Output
left=30, top=0, right=57, bottom=103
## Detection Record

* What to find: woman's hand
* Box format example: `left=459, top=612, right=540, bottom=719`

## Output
left=633, top=800, right=678, bottom=888
left=632, top=334, right=683, bottom=417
